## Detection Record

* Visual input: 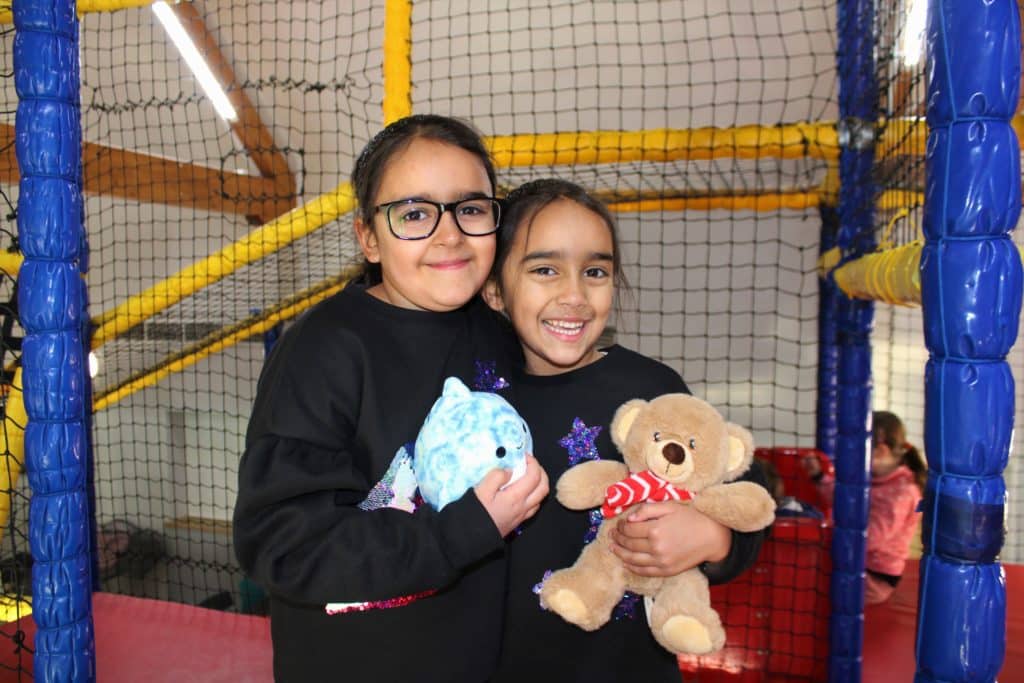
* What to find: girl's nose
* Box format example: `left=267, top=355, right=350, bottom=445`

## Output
left=557, top=277, right=586, bottom=305
left=432, top=210, right=465, bottom=246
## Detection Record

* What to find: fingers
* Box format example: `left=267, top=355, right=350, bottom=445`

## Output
left=624, top=500, right=676, bottom=523
left=475, top=468, right=513, bottom=500
left=500, top=456, right=549, bottom=500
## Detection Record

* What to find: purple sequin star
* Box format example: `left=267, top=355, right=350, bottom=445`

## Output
left=612, top=592, right=641, bottom=620
left=533, top=570, right=553, bottom=608
left=473, top=360, right=510, bottom=392
left=559, top=418, right=602, bottom=466
left=583, top=509, right=603, bottom=544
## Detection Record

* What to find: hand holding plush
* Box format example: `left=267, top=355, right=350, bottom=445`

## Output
left=359, top=377, right=532, bottom=512
left=414, top=377, right=531, bottom=509
left=539, top=393, right=775, bottom=655
left=328, top=378, right=531, bottom=615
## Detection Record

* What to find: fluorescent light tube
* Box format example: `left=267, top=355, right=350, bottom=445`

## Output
left=153, top=1, right=238, bottom=122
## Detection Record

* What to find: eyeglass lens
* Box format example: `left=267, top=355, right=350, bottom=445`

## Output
left=387, top=198, right=499, bottom=239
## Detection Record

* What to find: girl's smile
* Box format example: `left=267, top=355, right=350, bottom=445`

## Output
left=355, top=138, right=496, bottom=312
left=486, top=198, right=615, bottom=376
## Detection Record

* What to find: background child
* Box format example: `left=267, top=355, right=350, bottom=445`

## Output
left=483, top=178, right=769, bottom=682
left=757, top=456, right=824, bottom=520
left=233, top=114, right=548, bottom=682
left=803, top=410, right=926, bottom=604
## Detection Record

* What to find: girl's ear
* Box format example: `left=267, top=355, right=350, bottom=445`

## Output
left=354, top=217, right=380, bottom=263
left=481, top=279, right=505, bottom=313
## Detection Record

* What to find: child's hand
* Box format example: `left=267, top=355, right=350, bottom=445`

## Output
left=475, top=455, right=549, bottom=537
left=609, top=501, right=730, bottom=577
left=801, top=455, right=823, bottom=479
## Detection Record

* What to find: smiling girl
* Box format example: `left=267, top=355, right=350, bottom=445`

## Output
left=233, top=115, right=548, bottom=682
left=483, top=178, right=768, bottom=682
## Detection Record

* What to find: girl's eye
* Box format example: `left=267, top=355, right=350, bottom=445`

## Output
left=585, top=267, right=610, bottom=279
left=530, top=266, right=556, bottom=277
left=398, top=208, right=430, bottom=223
left=653, top=431, right=661, bottom=442
left=458, top=204, right=485, bottom=216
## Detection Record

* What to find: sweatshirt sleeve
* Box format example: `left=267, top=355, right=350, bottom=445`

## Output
left=232, top=315, right=504, bottom=607
left=699, top=458, right=771, bottom=585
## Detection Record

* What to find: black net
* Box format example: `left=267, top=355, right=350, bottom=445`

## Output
left=3, top=0, right=1020, bottom=680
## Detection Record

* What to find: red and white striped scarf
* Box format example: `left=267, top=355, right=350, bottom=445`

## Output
left=601, top=470, right=693, bottom=518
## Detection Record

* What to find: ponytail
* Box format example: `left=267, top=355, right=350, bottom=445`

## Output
left=873, top=410, right=928, bottom=492
left=901, top=443, right=928, bottom=492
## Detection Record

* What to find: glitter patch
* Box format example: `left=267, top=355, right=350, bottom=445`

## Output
left=533, top=569, right=553, bottom=608
left=612, top=592, right=641, bottom=620
left=473, top=359, right=510, bottom=392
left=559, top=418, right=602, bottom=466
left=325, top=589, right=437, bottom=615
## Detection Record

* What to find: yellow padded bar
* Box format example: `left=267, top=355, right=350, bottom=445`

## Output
left=90, top=181, right=355, bottom=348
left=0, top=0, right=154, bottom=23
left=833, top=242, right=923, bottom=306
left=0, top=367, right=26, bottom=540
left=382, top=0, right=413, bottom=125
left=93, top=273, right=352, bottom=411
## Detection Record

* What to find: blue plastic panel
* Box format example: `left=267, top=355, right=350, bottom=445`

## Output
left=924, top=359, right=1014, bottom=476
left=17, top=178, right=82, bottom=260
left=920, top=238, right=1023, bottom=358
left=923, top=125, right=1021, bottom=239
left=921, top=473, right=1005, bottom=562
left=916, top=556, right=1006, bottom=681
left=926, top=0, right=1021, bottom=125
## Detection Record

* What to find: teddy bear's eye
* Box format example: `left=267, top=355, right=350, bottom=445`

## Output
left=496, top=446, right=507, bottom=458
left=653, top=431, right=661, bottom=442
left=689, top=438, right=697, bottom=450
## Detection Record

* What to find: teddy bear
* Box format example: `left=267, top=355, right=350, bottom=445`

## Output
left=538, top=392, right=775, bottom=655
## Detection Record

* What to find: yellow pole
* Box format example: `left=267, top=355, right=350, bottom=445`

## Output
left=93, top=274, right=352, bottom=411
left=487, top=123, right=841, bottom=167
left=0, top=0, right=155, bottom=23
left=0, top=367, right=26, bottom=538
left=90, top=181, right=355, bottom=348
left=607, top=192, right=821, bottom=213
left=382, top=0, right=413, bottom=125
left=0, top=252, right=22, bottom=277
left=832, top=243, right=923, bottom=306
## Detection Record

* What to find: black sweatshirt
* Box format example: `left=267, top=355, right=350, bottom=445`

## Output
left=493, top=345, right=768, bottom=683
left=233, top=283, right=517, bottom=682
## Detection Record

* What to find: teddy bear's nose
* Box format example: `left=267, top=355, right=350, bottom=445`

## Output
left=662, top=442, right=686, bottom=465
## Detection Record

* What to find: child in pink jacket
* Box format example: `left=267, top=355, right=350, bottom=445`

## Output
left=803, top=411, right=926, bottom=604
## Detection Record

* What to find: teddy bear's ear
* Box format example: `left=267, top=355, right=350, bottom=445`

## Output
left=723, top=423, right=756, bottom=481
left=610, top=399, right=647, bottom=448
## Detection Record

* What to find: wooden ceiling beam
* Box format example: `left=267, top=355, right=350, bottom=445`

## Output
left=0, top=123, right=294, bottom=220
left=170, top=1, right=296, bottom=223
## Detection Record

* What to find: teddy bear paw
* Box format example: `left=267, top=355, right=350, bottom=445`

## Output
left=546, top=588, right=589, bottom=625
left=662, top=615, right=714, bottom=654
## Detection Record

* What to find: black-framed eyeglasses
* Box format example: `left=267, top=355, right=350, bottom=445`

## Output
left=374, top=197, right=501, bottom=240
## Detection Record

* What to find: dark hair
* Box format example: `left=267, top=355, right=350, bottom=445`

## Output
left=756, top=456, right=784, bottom=502
left=351, top=114, right=498, bottom=283
left=873, top=410, right=928, bottom=491
left=492, top=178, right=628, bottom=298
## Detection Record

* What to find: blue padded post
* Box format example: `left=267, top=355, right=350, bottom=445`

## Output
left=832, top=0, right=877, bottom=679
left=917, top=1, right=1020, bottom=680
left=13, top=0, right=96, bottom=680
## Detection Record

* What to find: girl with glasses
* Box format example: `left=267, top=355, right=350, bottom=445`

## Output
left=233, top=114, right=549, bottom=682
left=803, top=410, right=927, bottom=605
left=482, top=178, right=769, bottom=682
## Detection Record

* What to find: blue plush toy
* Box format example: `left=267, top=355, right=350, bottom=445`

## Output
left=359, top=376, right=531, bottom=511
left=327, top=377, right=532, bottom=615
